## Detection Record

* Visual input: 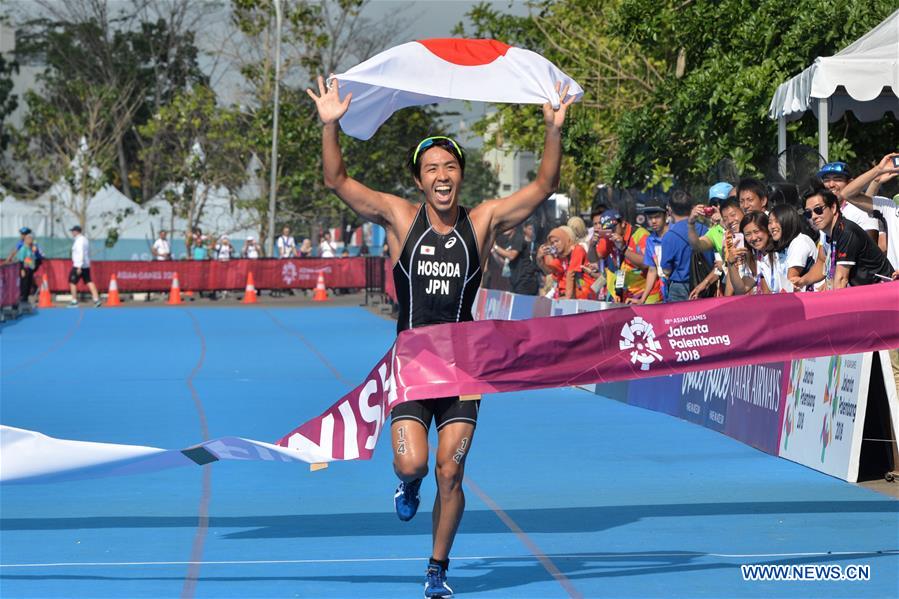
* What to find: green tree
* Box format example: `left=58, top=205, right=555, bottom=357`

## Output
left=137, top=86, right=250, bottom=242
left=611, top=0, right=899, bottom=190
left=14, top=0, right=210, bottom=200
left=455, top=0, right=662, bottom=207
left=15, top=83, right=139, bottom=230
left=0, top=53, right=18, bottom=153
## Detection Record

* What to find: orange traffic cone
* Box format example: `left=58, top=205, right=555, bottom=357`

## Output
left=242, top=272, right=258, bottom=304
left=312, top=271, right=328, bottom=302
left=38, top=274, right=53, bottom=308
left=105, top=273, right=122, bottom=307
left=167, top=272, right=182, bottom=305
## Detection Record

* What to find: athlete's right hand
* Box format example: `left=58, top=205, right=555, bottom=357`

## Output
left=306, top=75, right=352, bottom=125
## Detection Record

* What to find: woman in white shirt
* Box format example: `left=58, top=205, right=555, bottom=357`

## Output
left=726, top=211, right=774, bottom=295
left=215, top=236, right=235, bottom=261
left=767, top=204, right=818, bottom=292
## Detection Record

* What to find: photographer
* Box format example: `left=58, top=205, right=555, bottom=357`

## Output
left=593, top=209, right=658, bottom=304
left=537, top=226, right=597, bottom=300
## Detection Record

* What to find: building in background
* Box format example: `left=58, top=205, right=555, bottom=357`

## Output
left=482, top=118, right=536, bottom=196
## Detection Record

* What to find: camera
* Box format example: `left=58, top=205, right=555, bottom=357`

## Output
left=702, top=206, right=716, bottom=217
left=892, top=155, right=899, bottom=168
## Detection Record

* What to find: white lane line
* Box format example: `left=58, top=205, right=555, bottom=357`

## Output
left=2, top=550, right=896, bottom=568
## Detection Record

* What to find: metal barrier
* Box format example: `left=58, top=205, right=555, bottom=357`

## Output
left=364, top=256, right=386, bottom=305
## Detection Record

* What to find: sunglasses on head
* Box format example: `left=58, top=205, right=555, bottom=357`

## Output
left=803, top=205, right=827, bottom=219
left=413, top=136, right=463, bottom=165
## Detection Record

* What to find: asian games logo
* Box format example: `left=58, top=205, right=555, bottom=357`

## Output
left=281, top=262, right=298, bottom=285
left=619, top=316, right=663, bottom=371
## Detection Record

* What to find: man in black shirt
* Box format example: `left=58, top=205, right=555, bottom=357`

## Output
left=803, top=189, right=893, bottom=288
left=493, top=225, right=540, bottom=295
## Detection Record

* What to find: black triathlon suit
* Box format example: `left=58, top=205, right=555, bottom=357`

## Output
left=391, top=204, right=482, bottom=431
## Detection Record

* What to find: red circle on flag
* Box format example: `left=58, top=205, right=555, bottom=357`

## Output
left=417, top=38, right=511, bottom=66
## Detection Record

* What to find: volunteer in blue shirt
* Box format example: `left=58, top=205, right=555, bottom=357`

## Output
left=660, top=190, right=714, bottom=302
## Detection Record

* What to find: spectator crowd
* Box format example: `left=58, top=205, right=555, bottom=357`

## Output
left=487, top=152, right=899, bottom=304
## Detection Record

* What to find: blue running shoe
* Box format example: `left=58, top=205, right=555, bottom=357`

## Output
left=394, top=478, right=422, bottom=521
left=424, top=562, right=453, bottom=598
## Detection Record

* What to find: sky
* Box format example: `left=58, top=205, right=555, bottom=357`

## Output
left=207, top=0, right=531, bottom=145
left=355, top=1, right=531, bottom=143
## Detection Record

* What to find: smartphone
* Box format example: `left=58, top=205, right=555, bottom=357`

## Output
left=733, top=233, right=745, bottom=249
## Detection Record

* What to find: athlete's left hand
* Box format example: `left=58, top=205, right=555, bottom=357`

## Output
left=543, top=81, right=575, bottom=130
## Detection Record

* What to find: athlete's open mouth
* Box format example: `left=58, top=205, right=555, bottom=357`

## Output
left=434, top=185, right=453, bottom=201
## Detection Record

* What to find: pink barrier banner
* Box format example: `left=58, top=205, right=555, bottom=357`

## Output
left=41, top=258, right=367, bottom=292
left=0, top=262, right=19, bottom=308
left=276, top=283, right=899, bottom=461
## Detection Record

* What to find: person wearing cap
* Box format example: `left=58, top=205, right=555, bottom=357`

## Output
left=5, top=226, right=42, bottom=265
left=68, top=225, right=100, bottom=307
left=818, top=161, right=882, bottom=245
left=838, top=152, right=899, bottom=271
left=242, top=235, right=262, bottom=259
left=632, top=205, right=669, bottom=304
left=687, top=182, right=733, bottom=256
left=151, top=230, right=171, bottom=261
left=593, top=209, right=659, bottom=303
left=15, top=232, right=39, bottom=304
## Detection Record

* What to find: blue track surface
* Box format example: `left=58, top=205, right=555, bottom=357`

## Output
left=1, top=307, right=897, bottom=598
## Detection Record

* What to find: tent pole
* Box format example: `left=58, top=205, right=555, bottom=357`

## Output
left=777, top=116, right=787, bottom=179
left=818, top=98, right=828, bottom=165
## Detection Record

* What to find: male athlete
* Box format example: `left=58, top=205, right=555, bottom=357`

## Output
left=307, top=75, right=574, bottom=597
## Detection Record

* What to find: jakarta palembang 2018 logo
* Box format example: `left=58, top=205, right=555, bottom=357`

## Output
left=619, top=316, right=663, bottom=371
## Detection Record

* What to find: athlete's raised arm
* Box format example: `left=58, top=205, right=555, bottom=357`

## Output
left=307, top=76, right=408, bottom=229
left=475, top=82, right=576, bottom=233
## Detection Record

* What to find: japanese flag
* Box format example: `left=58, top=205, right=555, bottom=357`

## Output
left=331, top=38, right=584, bottom=140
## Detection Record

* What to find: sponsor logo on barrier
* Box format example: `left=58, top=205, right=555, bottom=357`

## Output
left=281, top=262, right=297, bottom=285
left=117, top=271, right=177, bottom=281
left=619, top=316, right=662, bottom=370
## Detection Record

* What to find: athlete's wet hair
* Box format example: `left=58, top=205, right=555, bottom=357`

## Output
left=408, top=136, right=466, bottom=180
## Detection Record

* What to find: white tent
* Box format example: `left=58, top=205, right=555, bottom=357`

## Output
left=769, top=9, right=899, bottom=173
left=0, top=194, right=51, bottom=238
left=34, top=182, right=142, bottom=241
left=129, top=183, right=260, bottom=241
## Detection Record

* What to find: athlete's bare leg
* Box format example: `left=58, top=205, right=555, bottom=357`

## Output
left=431, top=421, right=475, bottom=561
left=391, top=419, right=429, bottom=482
